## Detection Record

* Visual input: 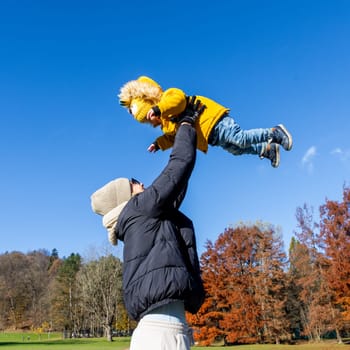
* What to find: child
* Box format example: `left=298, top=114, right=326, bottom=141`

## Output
left=118, top=76, right=293, bottom=168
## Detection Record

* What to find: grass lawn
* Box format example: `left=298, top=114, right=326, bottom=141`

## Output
left=0, top=333, right=130, bottom=350
left=0, top=332, right=349, bottom=349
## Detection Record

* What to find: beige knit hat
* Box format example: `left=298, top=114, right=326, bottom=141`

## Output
left=91, top=178, right=132, bottom=245
left=91, top=178, right=131, bottom=215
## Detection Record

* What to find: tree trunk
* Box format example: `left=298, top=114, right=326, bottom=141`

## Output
left=336, top=328, right=343, bottom=344
left=105, top=324, right=113, bottom=342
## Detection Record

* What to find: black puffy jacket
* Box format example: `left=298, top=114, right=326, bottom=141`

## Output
left=116, top=125, right=205, bottom=321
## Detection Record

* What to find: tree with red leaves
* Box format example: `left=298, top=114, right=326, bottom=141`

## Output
left=189, top=222, right=288, bottom=345
left=319, top=185, right=350, bottom=342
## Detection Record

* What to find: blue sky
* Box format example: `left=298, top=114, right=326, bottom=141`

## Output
left=1, top=0, right=349, bottom=259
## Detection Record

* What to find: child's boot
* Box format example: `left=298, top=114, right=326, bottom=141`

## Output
left=270, top=124, right=293, bottom=151
left=261, top=143, right=280, bottom=168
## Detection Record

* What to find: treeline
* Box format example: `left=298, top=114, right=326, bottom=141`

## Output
left=0, top=186, right=349, bottom=345
left=189, top=185, right=350, bottom=345
left=0, top=249, right=133, bottom=341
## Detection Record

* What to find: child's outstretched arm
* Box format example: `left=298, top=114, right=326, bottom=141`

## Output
left=148, top=134, right=176, bottom=152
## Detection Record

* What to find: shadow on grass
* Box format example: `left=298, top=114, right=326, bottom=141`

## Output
left=0, top=338, right=129, bottom=346
left=0, top=340, right=88, bottom=346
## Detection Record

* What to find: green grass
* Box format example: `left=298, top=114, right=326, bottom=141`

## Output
left=0, top=332, right=130, bottom=350
left=0, top=332, right=348, bottom=350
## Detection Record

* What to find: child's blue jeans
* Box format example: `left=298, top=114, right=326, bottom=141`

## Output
left=208, top=115, right=272, bottom=156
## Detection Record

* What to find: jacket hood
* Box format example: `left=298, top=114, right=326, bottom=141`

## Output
left=102, top=201, right=128, bottom=245
left=118, top=76, right=163, bottom=108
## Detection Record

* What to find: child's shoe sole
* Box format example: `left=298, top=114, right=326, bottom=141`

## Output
left=277, top=124, right=293, bottom=151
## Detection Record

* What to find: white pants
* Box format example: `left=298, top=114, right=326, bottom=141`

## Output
left=130, top=318, right=191, bottom=350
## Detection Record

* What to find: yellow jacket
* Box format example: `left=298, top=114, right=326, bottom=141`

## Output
left=155, top=88, right=229, bottom=153
left=119, top=76, right=230, bottom=153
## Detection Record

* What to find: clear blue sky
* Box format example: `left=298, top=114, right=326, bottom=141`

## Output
left=1, top=0, right=349, bottom=259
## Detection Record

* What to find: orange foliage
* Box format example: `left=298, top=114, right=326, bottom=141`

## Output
left=188, top=223, right=288, bottom=345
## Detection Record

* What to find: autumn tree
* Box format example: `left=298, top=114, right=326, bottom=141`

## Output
left=292, top=204, right=330, bottom=341
left=187, top=240, right=226, bottom=346
left=286, top=237, right=307, bottom=339
left=292, top=201, right=344, bottom=342
left=319, top=185, right=350, bottom=341
left=0, top=250, right=52, bottom=330
left=25, top=250, right=52, bottom=328
left=250, top=224, right=289, bottom=344
left=190, top=222, right=288, bottom=345
left=0, top=252, right=32, bottom=329
left=76, top=254, right=123, bottom=341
